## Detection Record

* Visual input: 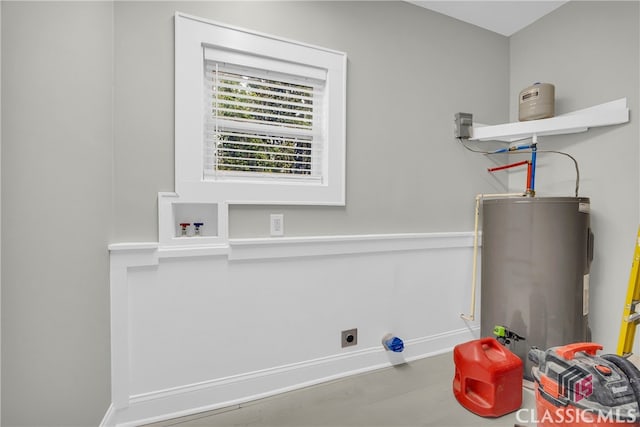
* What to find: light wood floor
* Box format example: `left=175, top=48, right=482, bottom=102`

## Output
left=144, top=352, right=536, bottom=427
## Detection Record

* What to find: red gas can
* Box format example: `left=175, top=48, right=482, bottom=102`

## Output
left=453, top=337, right=523, bottom=417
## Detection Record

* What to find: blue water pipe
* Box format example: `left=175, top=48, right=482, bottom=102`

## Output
left=530, top=142, right=538, bottom=194
left=489, top=137, right=538, bottom=196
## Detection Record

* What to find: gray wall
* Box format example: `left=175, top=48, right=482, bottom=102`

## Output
left=15, top=1, right=637, bottom=425
left=2, top=2, right=113, bottom=426
left=113, top=1, right=510, bottom=241
left=509, top=1, right=639, bottom=352
left=2, top=3, right=509, bottom=425
left=1, top=2, right=3, bottom=422
left=224, top=1, right=511, bottom=237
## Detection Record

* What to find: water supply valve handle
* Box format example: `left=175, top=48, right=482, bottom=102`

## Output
left=179, top=223, right=191, bottom=236
left=555, top=342, right=603, bottom=360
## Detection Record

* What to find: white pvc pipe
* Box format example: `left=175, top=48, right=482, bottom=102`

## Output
left=460, top=192, right=526, bottom=322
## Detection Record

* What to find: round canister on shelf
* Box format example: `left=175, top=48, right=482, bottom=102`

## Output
left=518, top=82, right=555, bottom=121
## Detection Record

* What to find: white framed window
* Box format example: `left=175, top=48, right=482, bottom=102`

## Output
left=204, top=58, right=323, bottom=182
left=175, top=13, right=347, bottom=205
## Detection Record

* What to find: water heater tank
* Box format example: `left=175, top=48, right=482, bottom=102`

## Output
left=480, top=197, right=593, bottom=379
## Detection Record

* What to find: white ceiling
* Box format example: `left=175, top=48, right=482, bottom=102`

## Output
left=408, top=1, right=569, bottom=36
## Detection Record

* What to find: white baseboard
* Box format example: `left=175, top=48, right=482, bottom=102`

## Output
left=101, top=326, right=479, bottom=427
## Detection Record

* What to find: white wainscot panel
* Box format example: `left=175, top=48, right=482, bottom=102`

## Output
left=104, top=233, right=480, bottom=426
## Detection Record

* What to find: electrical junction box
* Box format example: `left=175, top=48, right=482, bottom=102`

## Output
left=454, top=112, right=473, bottom=139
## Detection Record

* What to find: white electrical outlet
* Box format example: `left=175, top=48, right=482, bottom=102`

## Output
left=270, top=214, right=284, bottom=236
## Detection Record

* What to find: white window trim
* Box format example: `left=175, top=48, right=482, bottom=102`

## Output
left=175, top=12, right=347, bottom=206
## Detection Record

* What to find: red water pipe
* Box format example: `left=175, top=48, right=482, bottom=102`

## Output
left=487, top=160, right=529, bottom=173
left=488, top=160, right=534, bottom=196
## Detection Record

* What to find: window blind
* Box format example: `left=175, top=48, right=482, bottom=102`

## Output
left=204, top=61, right=324, bottom=181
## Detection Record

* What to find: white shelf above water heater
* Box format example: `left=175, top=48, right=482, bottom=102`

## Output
left=470, top=98, right=629, bottom=143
